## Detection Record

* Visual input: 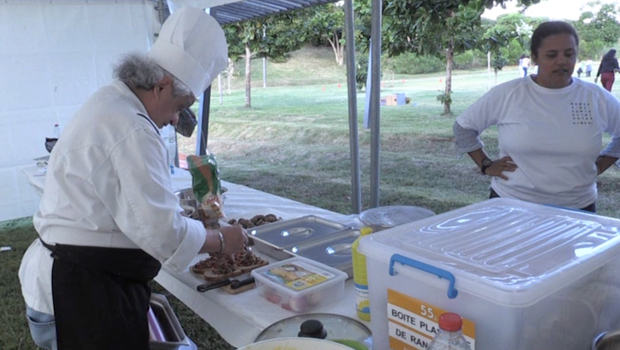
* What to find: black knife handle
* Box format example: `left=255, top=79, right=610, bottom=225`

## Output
left=197, top=278, right=231, bottom=292
left=230, top=276, right=255, bottom=289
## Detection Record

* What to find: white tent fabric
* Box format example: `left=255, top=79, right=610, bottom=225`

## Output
left=0, top=1, right=156, bottom=221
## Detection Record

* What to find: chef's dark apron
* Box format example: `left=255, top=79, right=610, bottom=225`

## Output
left=40, top=239, right=161, bottom=350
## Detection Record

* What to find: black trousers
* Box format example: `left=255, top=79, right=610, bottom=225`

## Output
left=489, top=188, right=596, bottom=213
left=43, top=241, right=161, bottom=350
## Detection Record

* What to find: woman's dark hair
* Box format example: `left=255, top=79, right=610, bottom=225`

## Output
left=602, top=49, right=617, bottom=62
left=530, top=21, right=579, bottom=58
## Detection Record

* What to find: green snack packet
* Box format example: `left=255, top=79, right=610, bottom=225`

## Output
left=186, top=154, right=224, bottom=221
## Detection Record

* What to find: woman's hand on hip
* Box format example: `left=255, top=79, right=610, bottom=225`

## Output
left=485, top=156, right=517, bottom=180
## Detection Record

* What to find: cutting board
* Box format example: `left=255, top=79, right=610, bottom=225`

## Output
left=221, top=281, right=256, bottom=294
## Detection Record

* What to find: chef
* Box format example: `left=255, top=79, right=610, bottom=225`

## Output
left=18, top=7, right=248, bottom=350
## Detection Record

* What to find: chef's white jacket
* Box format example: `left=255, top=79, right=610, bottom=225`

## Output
left=19, top=80, right=206, bottom=315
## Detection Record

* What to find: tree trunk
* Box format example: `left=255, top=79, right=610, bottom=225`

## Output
left=487, top=51, right=491, bottom=91
left=244, top=43, right=252, bottom=108
left=444, top=39, right=454, bottom=115
left=327, top=30, right=344, bottom=66
left=227, top=58, right=234, bottom=95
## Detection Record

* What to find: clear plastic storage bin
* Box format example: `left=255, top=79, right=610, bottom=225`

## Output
left=359, top=198, right=620, bottom=350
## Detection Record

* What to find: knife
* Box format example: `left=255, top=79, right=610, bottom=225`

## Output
left=196, top=278, right=231, bottom=292
left=230, top=276, right=255, bottom=290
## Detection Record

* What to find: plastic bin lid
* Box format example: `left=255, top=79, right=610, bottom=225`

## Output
left=359, top=205, right=435, bottom=228
left=358, top=198, right=620, bottom=307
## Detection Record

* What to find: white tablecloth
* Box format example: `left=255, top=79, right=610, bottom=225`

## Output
left=21, top=165, right=367, bottom=348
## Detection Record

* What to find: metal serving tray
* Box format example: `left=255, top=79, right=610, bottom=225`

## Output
left=247, top=215, right=348, bottom=249
left=248, top=237, right=297, bottom=261
left=247, top=215, right=356, bottom=278
left=289, top=228, right=360, bottom=278
left=149, top=294, right=195, bottom=350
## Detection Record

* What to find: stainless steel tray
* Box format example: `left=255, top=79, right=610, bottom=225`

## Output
left=150, top=294, right=195, bottom=350
left=249, top=236, right=297, bottom=261
left=289, top=228, right=359, bottom=278
left=248, top=215, right=347, bottom=249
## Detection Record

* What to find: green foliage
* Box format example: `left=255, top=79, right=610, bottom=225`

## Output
left=356, top=54, right=369, bottom=90
left=492, top=51, right=509, bottom=71
left=303, top=3, right=344, bottom=46
left=579, top=39, right=606, bottom=61
left=453, top=50, right=488, bottom=69
left=375, top=0, right=485, bottom=58
left=436, top=91, right=452, bottom=106
left=351, top=1, right=541, bottom=114
left=480, top=13, right=539, bottom=64
left=387, top=53, right=444, bottom=74
left=574, top=3, right=620, bottom=49
left=506, top=38, right=525, bottom=64
left=223, top=14, right=307, bottom=63
left=223, top=14, right=308, bottom=108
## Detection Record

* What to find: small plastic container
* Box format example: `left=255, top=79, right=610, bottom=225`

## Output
left=251, top=256, right=347, bottom=313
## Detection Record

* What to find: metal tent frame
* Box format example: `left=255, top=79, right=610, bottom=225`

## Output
left=161, top=0, right=384, bottom=213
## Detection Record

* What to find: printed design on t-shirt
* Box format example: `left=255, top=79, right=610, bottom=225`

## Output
left=571, top=102, right=593, bottom=125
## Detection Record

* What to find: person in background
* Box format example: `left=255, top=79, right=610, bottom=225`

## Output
left=595, top=49, right=620, bottom=92
left=586, top=59, right=593, bottom=77
left=453, top=21, right=620, bottom=213
left=18, top=7, right=248, bottom=350
left=577, top=60, right=586, bottom=78
left=519, top=54, right=531, bottom=77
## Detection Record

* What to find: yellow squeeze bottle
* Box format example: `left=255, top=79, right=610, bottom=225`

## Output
left=352, top=227, right=373, bottom=321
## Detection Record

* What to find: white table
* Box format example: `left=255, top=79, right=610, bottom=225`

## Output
left=21, top=165, right=368, bottom=348
left=20, top=164, right=47, bottom=196
left=20, top=164, right=197, bottom=196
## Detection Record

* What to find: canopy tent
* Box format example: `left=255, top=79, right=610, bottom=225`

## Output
left=0, top=0, right=384, bottom=221
left=167, top=0, right=381, bottom=215
left=176, top=0, right=340, bottom=24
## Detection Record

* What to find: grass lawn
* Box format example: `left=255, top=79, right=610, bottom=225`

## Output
left=2, top=45, right=620, bottom=349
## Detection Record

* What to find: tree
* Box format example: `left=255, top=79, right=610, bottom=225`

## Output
left=574, top=3, right=620, bottom=59
left=304, top=3, right=346, bottom=66
left=355, top=0, right=540, bottom=115
left=356, top=55, right=369, bottom=91
left=224, top=14, right=307, bottom=108
left=478, top=13, right=537, bottom=85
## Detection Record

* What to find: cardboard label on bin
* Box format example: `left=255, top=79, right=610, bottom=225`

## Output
left=387, top=289, right=476, bottom=350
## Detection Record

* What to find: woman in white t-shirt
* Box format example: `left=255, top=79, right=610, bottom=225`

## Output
left=453, top=21, right=620, bottom=212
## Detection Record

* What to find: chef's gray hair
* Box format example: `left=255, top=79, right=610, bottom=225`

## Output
left=113, top=52, right=193, bottom=98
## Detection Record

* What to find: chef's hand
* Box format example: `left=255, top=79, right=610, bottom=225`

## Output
left=200, top=226, right=248, bottom=255
left=219, top=226, right=249, bottom=256
left=484, top=156, right=517, bottom=181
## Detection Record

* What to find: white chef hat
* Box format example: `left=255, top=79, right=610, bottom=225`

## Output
left=147, top=7, right=228, bottom=97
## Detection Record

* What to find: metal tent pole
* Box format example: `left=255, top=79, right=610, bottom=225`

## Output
left=344, top=0, right=362, bottom=214
left=369, top=0, right=382, bottom=208
left=195, top=86, right=212, bottom=155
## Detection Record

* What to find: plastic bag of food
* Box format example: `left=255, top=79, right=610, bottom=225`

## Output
left=186, top=154, right=225, bottom=226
